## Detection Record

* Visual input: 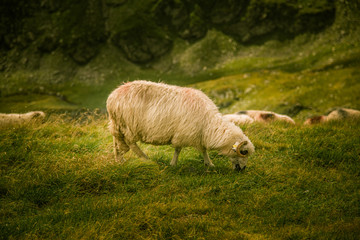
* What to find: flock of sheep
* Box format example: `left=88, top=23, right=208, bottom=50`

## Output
left=1, top=80, right=359, bottom=171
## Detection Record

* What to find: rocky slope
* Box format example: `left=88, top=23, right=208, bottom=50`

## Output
left=0, top=0, right=359, bottom=112
left=1, top=0, right=336, bottom=66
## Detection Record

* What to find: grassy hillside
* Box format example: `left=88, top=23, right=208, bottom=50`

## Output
left=1, top=44, right=360, bottom=238
left=1, top=113, right=360, bottom=239
left=1, top=0, right=360, bottom=239
left=1, top=0, right=359, bottom=112
left=1, top=27, right=359, bottom=113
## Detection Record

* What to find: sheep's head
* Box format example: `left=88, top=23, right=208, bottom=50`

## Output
left=229, top=140, right=255, bottom=171
left=304, top=115, right=325, bottom=125
left=30, top=111, right=46, bottom=123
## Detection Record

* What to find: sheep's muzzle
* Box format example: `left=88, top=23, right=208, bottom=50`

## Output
left=235, top=164, right=246, bottom=172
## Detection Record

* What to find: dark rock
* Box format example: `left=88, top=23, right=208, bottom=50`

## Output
left=178, top=5, right=207, bottom=41
left=195, top=0, right=250, bottom=25
left=219, top=1, right=335, bottom=43
left=59, top=0, right=107, bottom=64
left=293, top=8, right=336, bottom=34
left=153, top=0, right=207, bottom=41
left=0, top=0, right=40, bottom=49
left=105, top=0, right=127, bottom=7
left=67, top=40, right=100, bottom=65
left=113, top=26, right=172, bottom=63
left=154, top=0, right=189, bottom=30
left=0, top=0, right=339, bottom=66
left=38, top=35, right=58, bottom=53
left=40, top=0, right=61, bottom=12
left=221, top=2, right=297, bottom=43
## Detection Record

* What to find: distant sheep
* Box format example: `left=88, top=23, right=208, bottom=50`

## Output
left=223, top=114, right=254, bottom=125
left=235, top=110, right=296, bottom=124
left=304, top=108, right=360, bottom=125
left=106, top=80, right=255, bottom=171
left=0, top=111, right=46, bottom=129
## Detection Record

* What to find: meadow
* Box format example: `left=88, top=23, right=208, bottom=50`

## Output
left=1, top=95, right=360, bottom=239
left=1, top=2, right=360, bottom=238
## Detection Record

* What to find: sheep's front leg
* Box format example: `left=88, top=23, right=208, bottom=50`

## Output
left=202, top=149, right=215, bottom=167
left=170, top=147, right=182, bottom=166
left=113, top=136, right=129, bottom=163
left=129, top=142, right=149, bottom=160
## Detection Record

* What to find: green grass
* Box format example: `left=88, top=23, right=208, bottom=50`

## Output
left=1, top=16, right=360, bottom=112
left=191, top=66, right=360, bottom=120
left=1, top=112, right=359, bottom=239
left=1, top=3, right=360, bottom=238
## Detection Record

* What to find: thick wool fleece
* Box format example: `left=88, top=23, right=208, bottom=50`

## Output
left=0, top=111, right=45, bottom=129
left=107, top=80, right=254, bottom=165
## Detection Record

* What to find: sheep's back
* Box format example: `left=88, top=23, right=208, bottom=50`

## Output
left=107, top=81, right=219, bottom=146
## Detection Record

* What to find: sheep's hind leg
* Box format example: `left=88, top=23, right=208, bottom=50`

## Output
left=113, top=136, right=130, bottom=164
left=129, top=142, right=149, bottom=160
left=170, top=147, right=182, bottom=166
left=202, top=149, right=215, bottom=167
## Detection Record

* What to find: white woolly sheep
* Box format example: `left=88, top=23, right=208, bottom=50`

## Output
left=0, top=111, right=46, bottom=129
left=106, top=80, right=255, bottom=171
left=223, top=114, right=254, bottom=125
left=304, top=108, right=360, bottom=125
left=236, top=110, right=296, bottom=125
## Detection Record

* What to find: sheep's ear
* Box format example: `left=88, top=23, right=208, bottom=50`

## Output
left=32, top=113, right=41, bottom=118
left=260, top=113, right=274, bottom=120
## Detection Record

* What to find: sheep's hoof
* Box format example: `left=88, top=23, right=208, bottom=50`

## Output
left=205, top=163, right=215, bottom=168
left=115, top=157, right=126, bottom=164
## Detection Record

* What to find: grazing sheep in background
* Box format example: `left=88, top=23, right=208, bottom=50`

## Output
left=223, top=114, right=254, bottom=125
left=235, top=110, right=296, bottom=125
left=107, top=80, right=255, bottom=171
left=304, top=108, right=360, bottom=125
left=0, top=111, right=46, bottom=129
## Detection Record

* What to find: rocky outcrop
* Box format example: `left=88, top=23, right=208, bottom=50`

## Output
left=112, top=23, right=172, bottom=63
left=153, top=0, right=207, bottom=42
left=0, top=0, right=336, bottom=66
left=219, top=1, right=335, bottom=43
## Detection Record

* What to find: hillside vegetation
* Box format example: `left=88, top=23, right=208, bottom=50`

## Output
left=1, top=0, right=360, bottom=239
left=1, top=113, right=360, bottom=239
left=1, top=0, right=359, bottom=112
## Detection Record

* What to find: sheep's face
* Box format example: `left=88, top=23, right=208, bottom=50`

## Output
left=229, top=140, right=255, bottom=171
left=29, top=111, right=46, bottom=123
left=304, top=116, right=325, bottom=125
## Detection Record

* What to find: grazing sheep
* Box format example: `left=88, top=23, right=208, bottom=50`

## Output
left=236, top=110, right=296, bottom=125
left=304, top=108, right=360, bottom=125
left=106, top=80, right=255, bottom=171
left=223, top=114, right=254, bottom=125
left=0, top=111, right=46, bottom=129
